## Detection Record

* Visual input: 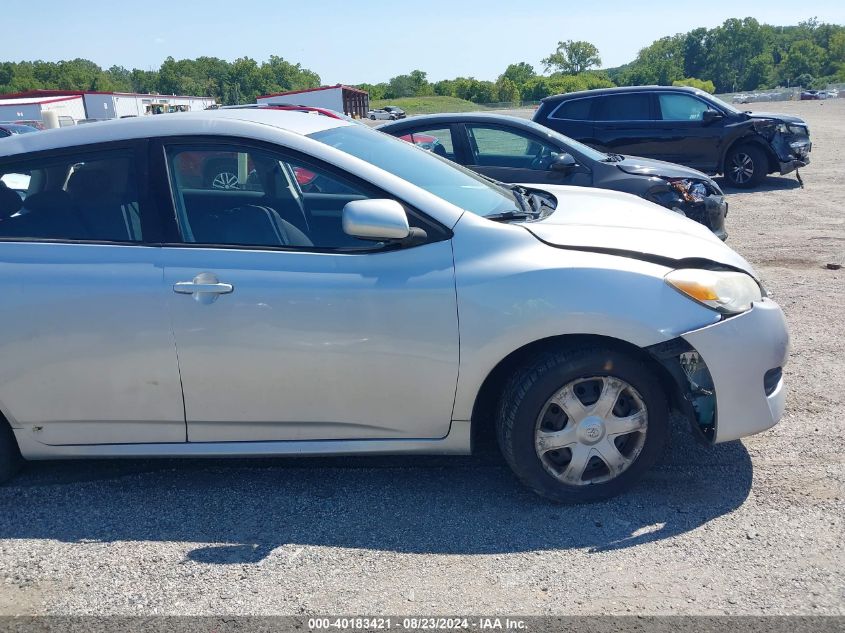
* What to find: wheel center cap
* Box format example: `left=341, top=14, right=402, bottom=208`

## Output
left=578, top=416, right=606, bottom=445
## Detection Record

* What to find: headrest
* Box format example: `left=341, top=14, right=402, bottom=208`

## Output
left=0, top=181, right=23, bottom=219
left=21, top=189, right=73, bottom=212
left=66, top=169, right=112, bottom=201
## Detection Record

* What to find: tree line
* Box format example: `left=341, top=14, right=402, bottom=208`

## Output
left=611, top=17, right=845, bottom=93
left=0, top=56, right=321, bottom=105
left=1, top=17, right=842, bottom=108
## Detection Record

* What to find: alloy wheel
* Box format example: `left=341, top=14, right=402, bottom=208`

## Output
left=212, top=171, right=240, bottom=190
left=730, top=152, right=755, bottom=185
left=534, top=376, right=648, bottom=485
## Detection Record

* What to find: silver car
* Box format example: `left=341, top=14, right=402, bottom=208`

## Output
left=0, top=110, right=788, bottom=502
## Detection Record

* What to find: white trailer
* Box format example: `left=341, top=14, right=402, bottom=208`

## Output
left=0, top=95, right=86, bottom=124
left=257, top=85, right=369, bottom=118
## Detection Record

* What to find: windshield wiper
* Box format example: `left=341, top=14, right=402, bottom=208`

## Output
left=603, top=153, right=625, bottom=162
left=485, top=210, right=536, bottom=222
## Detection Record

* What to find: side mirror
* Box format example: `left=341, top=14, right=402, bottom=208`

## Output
left=702, top=109, right=723, bottom=125
left=550, top=153, right=578, bottom=172
left=342, top=199, right=411, bottom=241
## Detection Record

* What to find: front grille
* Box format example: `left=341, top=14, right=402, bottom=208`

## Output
left=764, top=367, right=783, bottom=396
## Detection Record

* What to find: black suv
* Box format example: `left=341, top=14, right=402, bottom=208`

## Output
left=534, top=86, right=811, bottom=188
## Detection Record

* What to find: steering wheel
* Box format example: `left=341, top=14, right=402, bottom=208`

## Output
left=530, top=147, right=555, bottom=170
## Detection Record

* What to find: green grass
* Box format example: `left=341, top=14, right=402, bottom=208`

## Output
left=370, top=96, right=485, bottom=115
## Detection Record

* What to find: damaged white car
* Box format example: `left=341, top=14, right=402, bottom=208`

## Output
left=0, top=110, right=788, bottom=502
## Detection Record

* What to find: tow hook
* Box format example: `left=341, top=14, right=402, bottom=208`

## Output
left=796, top=170, right=804, bottom=189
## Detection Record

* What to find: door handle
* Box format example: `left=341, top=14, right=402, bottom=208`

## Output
left=173, top=273, right=233, bottom=303
left=173, top=282, right=233, bottom=294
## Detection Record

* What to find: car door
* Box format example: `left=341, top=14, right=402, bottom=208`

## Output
left=462, top=123, right=585, bottom=185
left=156, top=139, right=459, bottom=443
left=591, top=92, right=661, bottom=157
left=0, top=142, right=185, bottom=446
left=647, top=92, right=727, bottom=172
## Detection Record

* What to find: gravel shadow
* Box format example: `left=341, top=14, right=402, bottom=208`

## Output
left=718, top=175, right=803, bottom=194
left=0, top=426, right=752, bottom=562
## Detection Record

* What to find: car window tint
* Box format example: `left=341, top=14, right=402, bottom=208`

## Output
left=658, top=94, right=711, bottom=121
left=0, top=149, right=143, bottom=242
left=593, top=94, right=652, bottom=121
left=170, top=151, right=266, bottom=192
left=398, top=127, right=456, bottom=160
left=552, top=98, right=593, bottom=120
left=468, top=126, right=557, bottom=160
left=165, top=145, right=392, bottom=250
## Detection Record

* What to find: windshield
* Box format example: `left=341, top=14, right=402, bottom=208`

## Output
left=703, top=92, right=742, bottom=115
left=309, top=125, right=519, bottom=217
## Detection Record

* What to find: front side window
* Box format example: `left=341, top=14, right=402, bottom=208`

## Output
left=165, top=145, right=397, bottom=250
left=658, top=94, right=711, bottom=121
left=593, top=94, right=652, bottom=121
left=467, top=125, right=558, bottom=164
left=0, top=148, right=143, bottom=242
left=309, top=125, right=519, bottom=217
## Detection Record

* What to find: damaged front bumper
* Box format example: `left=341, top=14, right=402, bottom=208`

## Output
left=777, top=139, right=811, bottom=175
left=648, top=299, right=789, bottom=444
left=763, top=123, right=812, bottom=175
left=681, top=194, right=728, bottom=241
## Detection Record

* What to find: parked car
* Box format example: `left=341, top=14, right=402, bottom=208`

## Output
left=0, top=123, right=39, bottom=138
left=0, top=120, right=44, bottom=131
left=799, top=90, right=825, bottom=101
left=379, top=113, right=728, bottom=239
left=368, top=106, right=406, bottom=120
left=534, top=86, right=812, bottom=188
left=0, top=110, right=788, bottom=502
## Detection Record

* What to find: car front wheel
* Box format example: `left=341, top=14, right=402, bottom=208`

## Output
left=497, top=347, right=668, bottom=503
left=725, top=144, right=767, bottom=188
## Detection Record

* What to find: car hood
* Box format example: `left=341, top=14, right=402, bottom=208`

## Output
left=613, top=155, right=719, bottom=185
left=519, top=185, right=757, bottom=277
left=745, top=111, right=807, bottom=125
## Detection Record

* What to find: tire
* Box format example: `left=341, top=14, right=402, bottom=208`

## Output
left=0, top=422, right=23, bottom=484
left=370, top=115, right=376, bottom=120
left=496, top=347, right=668, bottom=503
left=724, top=144, right=768, bottom=188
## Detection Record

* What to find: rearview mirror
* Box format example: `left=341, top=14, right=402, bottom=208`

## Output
left=342, top=199, right=410, bottom=241
left=702, top=109, right=723, bottom=125
left=550, top=153, right=578, bottom=171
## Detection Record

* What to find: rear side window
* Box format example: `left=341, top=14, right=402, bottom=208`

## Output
left=551, top=98, right=594, bottom=121
left=593, top=94, right=652, bottom=121
left=0, top=149, right=144, bottom=242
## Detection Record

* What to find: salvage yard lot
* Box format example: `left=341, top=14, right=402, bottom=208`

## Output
left=0, top=99, right=842, bottom=616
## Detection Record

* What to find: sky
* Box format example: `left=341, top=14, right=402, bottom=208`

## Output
left=2, top=0, right=844, bottom=85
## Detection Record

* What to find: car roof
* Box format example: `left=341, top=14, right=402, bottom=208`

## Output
left=378, top=111, right=534, bottom=127
left=0, top=109, right=351, bottom=158
left=540, top=84, right=701, bottom=103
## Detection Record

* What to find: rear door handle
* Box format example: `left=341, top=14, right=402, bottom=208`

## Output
left=173, top=272, right=233, bottom=303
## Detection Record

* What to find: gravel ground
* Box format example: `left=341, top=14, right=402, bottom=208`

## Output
left=0, top=100, right=843, bottom=617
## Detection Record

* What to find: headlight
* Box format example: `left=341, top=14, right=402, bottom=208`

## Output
left=665, top=269, right=762, bottom=315
left=669, top=179, right=708, bottom=203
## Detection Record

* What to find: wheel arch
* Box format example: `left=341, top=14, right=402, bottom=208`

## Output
left=720, top=135, right=779, bottom=176
left=469, top=333, right=686, bottom=455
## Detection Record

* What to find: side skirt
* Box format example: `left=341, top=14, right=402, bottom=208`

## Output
left=15, top=420, right=472, bottom=460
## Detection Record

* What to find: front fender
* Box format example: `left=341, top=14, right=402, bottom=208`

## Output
left=450, top=213, right=721, bottom=421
